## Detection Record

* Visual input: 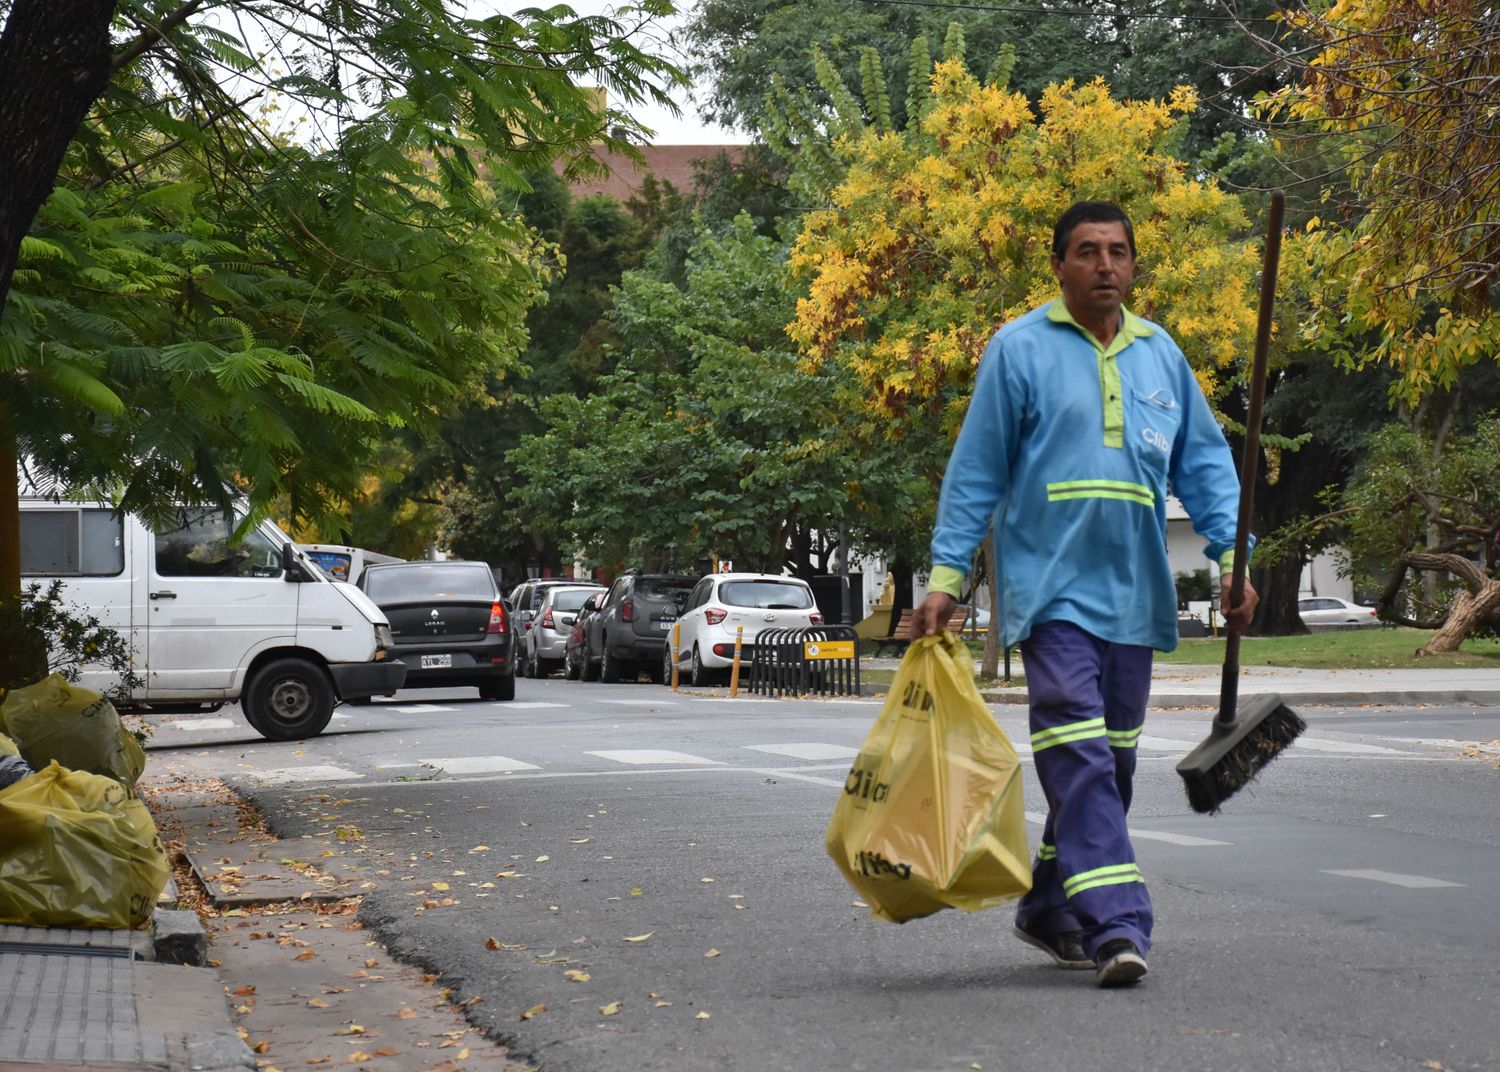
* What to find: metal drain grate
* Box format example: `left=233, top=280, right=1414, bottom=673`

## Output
left=0, top=940, right=135, bottom=959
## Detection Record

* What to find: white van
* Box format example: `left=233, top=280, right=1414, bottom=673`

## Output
left=297, top=543, right=403, bottom=586
left=16, top=497, right=406, bottom=741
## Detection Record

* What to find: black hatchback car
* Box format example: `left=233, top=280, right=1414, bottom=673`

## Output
left=358, top=561, right=515, bottom=701
left=583, top=571, right=699, bottom=683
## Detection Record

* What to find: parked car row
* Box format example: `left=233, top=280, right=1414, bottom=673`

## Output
left=506, top=570, right=826, bottom=688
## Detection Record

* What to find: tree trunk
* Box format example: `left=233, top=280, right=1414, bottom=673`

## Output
left=0, top=0, right=118, bottom=600
left=1404, top=551, right=1500, bottom=654
left=0, top=0, right=118, bottom=311
left=1419, top=579, right=1500, bottom=654
left=1251, top=548, right=1309, bottom=636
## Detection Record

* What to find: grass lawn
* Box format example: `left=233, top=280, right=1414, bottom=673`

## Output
left=859, top=627, right=1500, bottom=675
left=1152, top=627, right=1499, bottom=670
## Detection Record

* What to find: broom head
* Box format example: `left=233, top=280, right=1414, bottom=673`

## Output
left=1176, top=693, right=1306, bottom=814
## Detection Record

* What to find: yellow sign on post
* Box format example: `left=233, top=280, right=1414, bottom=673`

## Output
left=804, top=640, right=855, bottom=661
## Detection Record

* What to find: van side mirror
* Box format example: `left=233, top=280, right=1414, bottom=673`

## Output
left=281, top=543, right=314, bottom=582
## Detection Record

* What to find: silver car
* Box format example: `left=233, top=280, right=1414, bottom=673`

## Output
left=525, top=585, right=606, bottom=677
left=1298, top=596, right=1379, bottom=627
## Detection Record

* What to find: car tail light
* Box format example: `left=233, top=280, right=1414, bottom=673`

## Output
left=705, top=607, right=727, bottom=626
left=541, top=607, right=554, bottom=629
left=810, top=611, right=824, bottom=625
left=622, top=599, right=635, bottom=623
left=487, top=602, right=507, bottom=635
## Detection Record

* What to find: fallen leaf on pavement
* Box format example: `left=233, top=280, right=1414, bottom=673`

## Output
left=569, top=837, right=589, bottom=844
left=700, top=877, right=714, bottom=883
left=704, top=949, right=720, bottom=958
left=306, top=1058, right=332, bottom=1065
left=234, top=986, right=257, bottom=996
left=535, top=855, right=550, bottom=862
left=307, top=998, right=330, bottom=1008
left=334, top=1024, right=366, bottom=1036
left=655, top=1001, right=671, bottom=1008
left=623, top=933, right=653, bottom=942
left=347, top=1052, right=371, bottom=1062
left=295, top=950, right=317, bottom=961
left=563, top=970, right=591, bottom=983
left=599, top=1001, right=621, bottom=1016
left=374, top=1048, right=397, bottom=1057
left=251, top=1040, right=270, bottom=1053
left=393, top=1009, right=416, bottom=1020
left=485, top=937, right=501, bottom=950
left=630, top=887, right=643, bottom=896
left=431, top=882, right=449, bottom=891
left=520, top=1004, right=547, bottom=1021
left=468, top=845, right=490, bottom=852
left=696, top=1012, right=710, bottom=1020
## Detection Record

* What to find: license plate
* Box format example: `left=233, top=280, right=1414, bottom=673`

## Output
left=658, top=620, right=673, bottom=630
left=420, top=654, right=452, bottom=669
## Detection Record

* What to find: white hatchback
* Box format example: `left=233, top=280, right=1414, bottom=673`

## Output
left=1297, top=596, right=1379, bottom=626
left=667, top=573, right=823, bottom=686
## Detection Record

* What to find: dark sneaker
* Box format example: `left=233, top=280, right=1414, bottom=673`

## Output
left=1094, top=938, right=1149, bottom=987
left=1012, top=925, right=1093, bottom=969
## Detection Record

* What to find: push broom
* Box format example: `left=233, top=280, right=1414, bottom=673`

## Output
left=1176, top=190, right=1307, bottom=815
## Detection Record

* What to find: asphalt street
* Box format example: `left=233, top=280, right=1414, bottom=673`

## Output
left=146, top=678, right=1500, bottom=1072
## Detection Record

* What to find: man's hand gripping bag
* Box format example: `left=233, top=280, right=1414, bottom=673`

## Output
left=826, top=633, right=1030, bottom=923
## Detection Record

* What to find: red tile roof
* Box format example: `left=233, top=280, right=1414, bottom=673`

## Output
left=556, top=144, right=747, bottom=202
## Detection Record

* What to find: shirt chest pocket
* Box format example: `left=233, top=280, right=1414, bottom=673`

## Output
left=1129, top=387, right=1181, bottom=472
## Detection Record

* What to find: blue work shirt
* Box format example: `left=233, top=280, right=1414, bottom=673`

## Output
left=929, top=300, right=1245, bottom=652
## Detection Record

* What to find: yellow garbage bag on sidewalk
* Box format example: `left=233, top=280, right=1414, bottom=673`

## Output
left=0, top=673, right=146, bottom=788
left=0, top=761, right=169, bottom=928
left=827, top=632, right=1031, bottom=923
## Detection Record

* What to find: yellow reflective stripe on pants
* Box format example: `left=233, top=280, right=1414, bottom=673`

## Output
left=1107, top=727, right=1142, bottom=748
left=1046, top=480, right=1154, bottom=508
left=1037, top=843, right=1057, bottom=861
left=1063, top=863, right=1144, bottom=898
left=1031, top=716, right=1106, bottom=752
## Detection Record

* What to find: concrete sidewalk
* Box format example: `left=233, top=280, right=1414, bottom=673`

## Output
left=861, top=656, right=1500, bottom=708
left=2, top=663, right=1495, bottom=1071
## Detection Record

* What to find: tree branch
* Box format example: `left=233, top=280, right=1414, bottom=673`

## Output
left=112, top=0, right=210, bottom=74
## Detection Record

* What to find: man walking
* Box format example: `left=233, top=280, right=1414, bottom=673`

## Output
left=909, top=200, right=1257, bottom=987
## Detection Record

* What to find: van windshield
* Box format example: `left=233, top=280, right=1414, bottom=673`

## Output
left=364, top=564, right=495, bottom=602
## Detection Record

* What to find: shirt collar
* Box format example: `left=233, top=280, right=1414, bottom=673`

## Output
left=1046, top=298, right=1156, bottom=348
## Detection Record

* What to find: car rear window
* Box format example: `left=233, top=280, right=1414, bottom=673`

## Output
left=550, top=588, right=597, bottom=612
left=637, top=578, right=695, bottom=601
left=719, top=580, right=814, bottom=609
left=365, top=564, right=495, bottom=601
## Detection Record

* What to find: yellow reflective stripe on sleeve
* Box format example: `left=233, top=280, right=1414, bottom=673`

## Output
left=1107, top=727, right=1142, bottom=749
left=1063, top=863, right=1144, bottom=898
left=1031, top=717, right=1107, bottom=752
left=1037, top=843, right=1057, bottom=861
left=1046, top=480, right=1155, bottom=508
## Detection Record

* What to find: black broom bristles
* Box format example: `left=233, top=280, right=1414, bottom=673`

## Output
left=1177, top=694, right=1307, bottom=815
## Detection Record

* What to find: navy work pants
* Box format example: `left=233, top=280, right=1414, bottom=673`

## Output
left=1013, top=620, right=1154, bottom=958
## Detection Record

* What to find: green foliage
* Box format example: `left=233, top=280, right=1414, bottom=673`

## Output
left=1340, top=419, right=1500, bottom=621
left=0, top=582, right=142, bottom=701
left=2, top=0, right=684, bottom=547
left=505, top=215, right=925, bottom=573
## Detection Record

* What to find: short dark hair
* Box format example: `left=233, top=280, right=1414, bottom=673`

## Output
left=1052, top=201, right=1136, bottom=260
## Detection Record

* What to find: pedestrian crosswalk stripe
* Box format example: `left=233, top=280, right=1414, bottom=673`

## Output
left=419, top=755, right=540, bottom=773
left=1287, top=738, right=1404, bottom=755
left=496, top=702, right=570, bottom=710
left=1321, top=869, right=1463, bottom=889
left=1025, top=811, right=1231, bottom=847
left=169, top=718, right=236, bottom=731
left=246, top=765, right=361, bottom=784
left=384, top=704, right=460, bottom=713
left=745, top=743, right=859, bottom=760
left=596, top=699, right=680, bottom=706
left=587, top=749, right=721, bottom=765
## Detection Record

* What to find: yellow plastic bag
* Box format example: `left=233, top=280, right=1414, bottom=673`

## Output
left=0, top=761, right=169, bottom=928
left=0, top=673, right=146, bottom=788
left=827, top=632, right=1031, bottom=923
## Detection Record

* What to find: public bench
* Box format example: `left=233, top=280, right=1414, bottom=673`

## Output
left=871, top=606, right=971, bottom=657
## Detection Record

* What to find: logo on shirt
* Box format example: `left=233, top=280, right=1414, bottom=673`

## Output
left=1141, top=426, right=1171, bottom=455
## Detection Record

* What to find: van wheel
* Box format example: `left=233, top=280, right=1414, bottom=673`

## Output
left=244, top=658, right=334, bottom=741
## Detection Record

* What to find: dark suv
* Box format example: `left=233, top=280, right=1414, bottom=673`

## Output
left=583, top=571, right=699, bottom=683
left=359, top=561, right=515, bottom=701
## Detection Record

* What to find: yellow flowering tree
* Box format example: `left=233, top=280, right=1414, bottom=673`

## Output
left=1262, top=0, right=1500, bottom=405
left=788, top=62, right=1262, bottom=443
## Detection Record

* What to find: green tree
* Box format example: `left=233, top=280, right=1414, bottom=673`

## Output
left=507, top=215, right=913, bottom=575
left=0, top=0, right=684, bottom=597
left=1338, top=419, right=1500, bottom=653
